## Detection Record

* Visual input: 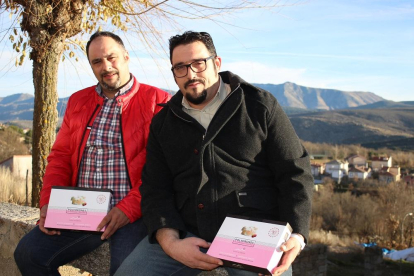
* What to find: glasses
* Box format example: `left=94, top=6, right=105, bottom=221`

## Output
left=171, top=56, right=215, bottom=78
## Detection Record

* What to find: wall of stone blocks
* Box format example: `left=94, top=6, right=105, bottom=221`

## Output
left=292, top=244, right=328, bottom=276
left=1, top=202, right=327, bottom=276
left=364, top=246, right=384, bottom=276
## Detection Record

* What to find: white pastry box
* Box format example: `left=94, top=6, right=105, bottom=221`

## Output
left=207, top=215, right=292, bottom=274
left=44, top=186, right=112, bottom=232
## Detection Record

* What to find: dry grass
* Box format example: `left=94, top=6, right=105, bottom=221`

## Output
left=0, top=167, right=31, bottom=205
left=311, top=182, right=414, bottom=249
left=309, top=229, right=357, bottom=247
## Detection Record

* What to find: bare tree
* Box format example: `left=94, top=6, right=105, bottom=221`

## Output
left=0, top=0, right=293, bottom=207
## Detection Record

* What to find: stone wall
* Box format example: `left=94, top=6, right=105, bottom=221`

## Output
left=0, top=202, right=327, bottom=276
left=0, top=202, right=110, bottom=276
left=0, top=202, right=39, bottom=275
left=292, top=244, right=327, bottom=276
left=364, top=246, right=384, bottom=276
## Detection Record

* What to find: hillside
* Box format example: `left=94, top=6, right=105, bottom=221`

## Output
left=0, top=94, right=35, bottom=121
left=349, top=100, right=414, bottom=109
left=289, top=107, right=414, bottom=147
left=0, top=94, right=68, bottom=121
left=254, top=82, right=383, bottom=110
left=360, top=137, right=414, bottom=151
left=0, top=83, right=384, bottom=122
left=3, top=88, right=413, bottom=150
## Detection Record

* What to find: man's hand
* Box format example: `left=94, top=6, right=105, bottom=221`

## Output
left=156, top=228, right=223, bottom=270
left=38, top=204, right=61, bottom=235
left=97, top=206, right=130, bottom=240
left=271, top=235, right=303, bottom=275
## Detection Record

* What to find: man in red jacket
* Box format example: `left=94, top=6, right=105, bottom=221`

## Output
left=14, top=31, right=171, bottom=276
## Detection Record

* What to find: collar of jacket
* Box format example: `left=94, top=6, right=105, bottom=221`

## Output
left=166, top=71, right=244, bottom=110
left=166, top=71, right=245, bottom=143
left=92, top=75, right=141, bottom=110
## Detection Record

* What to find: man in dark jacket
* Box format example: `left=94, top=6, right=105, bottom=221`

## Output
left=115, top=31, right=314, bottom=276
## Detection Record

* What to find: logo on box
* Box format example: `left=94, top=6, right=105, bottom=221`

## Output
left=268, top=227, right=279, bottom=237
left=97, top=194, right=107, bottom=204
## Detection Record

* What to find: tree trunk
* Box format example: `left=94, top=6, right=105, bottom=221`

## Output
left=31, top=39, right=63, bottom=207
left=19, top=1, right=87, bottom=207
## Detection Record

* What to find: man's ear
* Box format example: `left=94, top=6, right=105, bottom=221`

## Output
left=215, top=56, right=222, bottom=71
left=124, top=51, right=130, bottom=62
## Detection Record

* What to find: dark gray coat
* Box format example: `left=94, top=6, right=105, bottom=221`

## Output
left=141, top=71, right=314, bottom=243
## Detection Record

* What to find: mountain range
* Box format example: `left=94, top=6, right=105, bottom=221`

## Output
left=0, top=82, right=384, bottom=121
left=255, top=82, right=383, bottom=110
left=2, top=82, right=413, bottom=150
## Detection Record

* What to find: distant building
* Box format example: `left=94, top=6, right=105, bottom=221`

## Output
left=348, top=166, right=371, bottom=180
left=371, top=156, right=392, bottom=171
left=378, top=166, right=400, bottom=184
left=346, top=154, right=367, bottom=167
left=0, top=155, right=32, bottom=178
left=325, top=160, right=349, bottom=175
left=332, top=169, right=346, bottom=181
left=325, top=160, right=349, bottom=182
left=389, top=166, right=400, bottom=177
left=311, top=163, right=325, bottom=177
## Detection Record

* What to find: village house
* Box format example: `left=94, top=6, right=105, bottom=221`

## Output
left=378, top=166, right=401, bottom=184
left=0, top=155, right=32, bottom=179
left=325, top=159, right=349, bottom=174
left=311, top=163, right=325, bottom=177
left=346, top=154, right=367, bottom=167
left=371, top=156, right=392, bottom=171
left=348, top=166, right=371, bottom=180
left=325, top=160, right=349, bottom=181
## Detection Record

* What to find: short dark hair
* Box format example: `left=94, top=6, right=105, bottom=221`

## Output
left=86, top=31, right=126, bottom=60
left=169, top=31, right=217, bottom=63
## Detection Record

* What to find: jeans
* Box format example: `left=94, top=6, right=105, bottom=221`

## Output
left=14, top=219, right=147, bottom=276
left=114, top=232, right=292, bottom=276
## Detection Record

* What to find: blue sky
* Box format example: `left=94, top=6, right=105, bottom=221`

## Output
left=0, top=0, right=413, bottom=101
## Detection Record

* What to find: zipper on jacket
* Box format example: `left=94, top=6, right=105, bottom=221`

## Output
left=118, top=98, right=123, bottom=115
left=118, top=101, right=133, bottom=189
left=75, top=103, right=100, bottom=184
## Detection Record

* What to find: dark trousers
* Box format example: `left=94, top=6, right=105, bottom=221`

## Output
left=115, top=232, right=292, bottom=276
left=14, top=219, right=147, bottom=276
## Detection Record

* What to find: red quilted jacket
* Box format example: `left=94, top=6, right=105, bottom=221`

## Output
left=40, top=77, right=171, bottom=222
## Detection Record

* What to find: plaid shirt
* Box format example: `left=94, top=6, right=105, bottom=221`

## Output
left=77, top=77, right=134, bottom=207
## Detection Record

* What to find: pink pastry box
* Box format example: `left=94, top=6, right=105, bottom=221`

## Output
left=207, top=215, right=292, bottom=274
left=44, top=186, right=112, bottom=232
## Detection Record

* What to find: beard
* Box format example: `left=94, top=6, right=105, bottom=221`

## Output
left=100, top=70, right=121, bottom=91
left=184, top=78, right=208, bottom=105
left=185, top=89, right=207, bottom=105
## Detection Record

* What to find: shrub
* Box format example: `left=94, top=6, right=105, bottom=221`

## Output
left=0, top=167, right=31, bottom=205
left=311, top=182, right=414, bottom=249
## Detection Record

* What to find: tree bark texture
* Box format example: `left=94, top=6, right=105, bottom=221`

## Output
left=17, top=0, right=86, bottom=207
left=31, top=44, right=61, bottom=207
